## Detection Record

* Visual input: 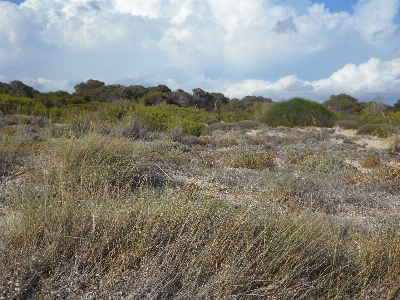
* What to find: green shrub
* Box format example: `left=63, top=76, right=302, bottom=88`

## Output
left=202, top=121, right=259, bottom=135
left=336, top=116, right=366, bottom=130
left=222, top=150, right=274, bottom=170
left=357, top=124, right=398, bottom=138
left=130, top=103, right=206, bottom=136
left=219, top=102, right=271, bottom=122
left=260, top=98, right=336, bottom=127
left=372, top=111, right=400, bottom=127
left=324, top=93, right=362, bottom=114
left=301, top=155, right=355, bottom=173
left=0, top=94, right=47, bottom=116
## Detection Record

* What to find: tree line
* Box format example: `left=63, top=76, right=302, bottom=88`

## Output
left=1, top=79, right=399, bottom=113
left=0, top=79, right=273, bottom=112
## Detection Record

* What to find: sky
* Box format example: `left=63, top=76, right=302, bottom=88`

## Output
left=0, top=0, right=400, bottom=104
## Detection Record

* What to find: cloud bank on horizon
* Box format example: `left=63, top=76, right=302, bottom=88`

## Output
left=0, top=0, right=399, bottom=104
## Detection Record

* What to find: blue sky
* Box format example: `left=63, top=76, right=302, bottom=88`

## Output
left=0, top=0, right=399, bottom=104
left=322, top=0, right=358, bottom=13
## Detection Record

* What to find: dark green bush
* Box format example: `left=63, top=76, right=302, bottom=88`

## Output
left=261, top=98, right=336, bottom=127
left=324, top=93, right=362, bottom=114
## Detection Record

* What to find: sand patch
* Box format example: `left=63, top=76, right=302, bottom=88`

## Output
left=246, top=126, right=399, bottom=151
left=334, top=126, right=398, bottom=150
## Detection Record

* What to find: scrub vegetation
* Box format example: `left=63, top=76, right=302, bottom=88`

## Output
left=1, top=80, right=400, bottom=299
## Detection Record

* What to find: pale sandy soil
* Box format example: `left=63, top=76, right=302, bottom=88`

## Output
left=333, top=126, right=399, bottom=150
left=247, top=126, right=399, bottom=151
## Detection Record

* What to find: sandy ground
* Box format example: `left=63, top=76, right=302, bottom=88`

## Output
left=247, top=126, right=399, bottom=151
left=332, top=126, right=399, bottom=150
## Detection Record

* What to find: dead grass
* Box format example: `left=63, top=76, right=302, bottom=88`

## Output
left=1, top=120, right=400, bottom=299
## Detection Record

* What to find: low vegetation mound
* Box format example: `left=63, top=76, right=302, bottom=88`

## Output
left=324, top=93, right=363, bottom=114
left=261, top=97, right=336, bottom=127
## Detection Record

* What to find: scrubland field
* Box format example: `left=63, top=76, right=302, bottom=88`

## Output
left=1, top=82, right=400, bottom=299
left=1, top=118, right=400, bottom=299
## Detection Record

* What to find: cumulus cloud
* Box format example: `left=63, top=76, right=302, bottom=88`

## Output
left=113, top=0, right=163, bottom=18
left=22, top=77, right=73, bottom=92
left=0, top=0, right=399, bottom=104
left=273, top=16, right=298, bottom=34
left=352, top=0, right=400, bottom=41
left=224, top=57, right=400, bottom=103
left=313, top=57, right=400, bottom=96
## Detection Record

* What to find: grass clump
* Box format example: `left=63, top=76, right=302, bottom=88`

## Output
left=2, top=179, right=400, bottom=298
left=50, top=133, right=173, bottom=191
left=301, top=155, right=355, bottom=173
left=360, top=156, right=381, bottom=168
left=261, top=97, right=336, bottom=128
left=389, top=134, right=399, bottom=152
left=222, top=150, right=274, bottom=170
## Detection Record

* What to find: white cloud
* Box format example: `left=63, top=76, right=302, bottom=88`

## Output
left=0, top=0, right=399, bottom=104
left=223, top=57, right=400, bottom=103
left=113, top=0, right=163, bottom=18
left=22, top=77, right=73, bottom=92
left=170, top=0, right=194, bottom=26
left=313, top=57, right=400, bottom=95
left=352, top=0, right=400, bottom=41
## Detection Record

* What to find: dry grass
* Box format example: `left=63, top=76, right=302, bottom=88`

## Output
left=221, top=150, right=275, bottom=170
left=1, top=120, right=400, bottom=299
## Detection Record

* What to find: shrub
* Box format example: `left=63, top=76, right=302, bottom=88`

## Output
left=389, top=134, right=399, bottom=152
left=260, top=98, right=336, bottom=127
left=336, top=116, right=366, bottom=130
left=324, top=93, right=361, bottom=114
left=0, top=94, right=47, bottom=115
left=216, top=139, right=239, bottom=148
left=357, top=124, right=398, bottom=138
left=301, top=155, right=355, bottom=173
left=71, top=119, right=92, bottom=137
left=169, top=126, right=199, bottom=145
left=112, top=114, right=150, bottom=140
left=360, top=156, right=380, bottom=168
left=222, top=150, right=274, bottom=170
left=331, top=133, right=353, bottom=144
left=1, top=114, right=29, bottom=126
left=130, top=103, right=206, bottom=136
left=384, top=111, right=400, bottom=127
left=202, top=121, right=259, bottom=135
